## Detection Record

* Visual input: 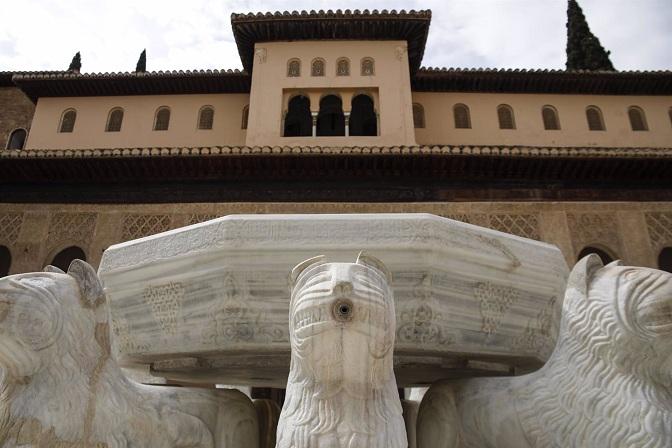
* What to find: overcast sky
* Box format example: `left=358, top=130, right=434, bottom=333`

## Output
left=1, top=0, right=669, bottom=73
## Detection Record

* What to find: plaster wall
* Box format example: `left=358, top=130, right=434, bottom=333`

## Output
left=25, top=93, right=249, bottom=149
left=1, top=202, right=670, bottom=275
left=413, top=92, right=672, bottom=148
left=246, top=40, right=416, bottom=147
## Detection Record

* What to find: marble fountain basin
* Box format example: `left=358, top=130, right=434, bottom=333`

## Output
left=98, top=214, right=568, bottom=387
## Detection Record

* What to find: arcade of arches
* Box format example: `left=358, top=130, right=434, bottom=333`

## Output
left=283, top=93, right=377, bottom=137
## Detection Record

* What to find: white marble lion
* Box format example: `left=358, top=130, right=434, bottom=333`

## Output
left=277, top=253, right=407, bottom=448
left=417, top=255, right=672, bottom=448
left=0, top=260, right=258, bottom=448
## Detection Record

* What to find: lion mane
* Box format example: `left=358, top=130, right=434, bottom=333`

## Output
left=418, top=255, right=672, bottom=448
left=276, top=253, right=406, bottom=448
left=0, top=260, right=257, bottom=448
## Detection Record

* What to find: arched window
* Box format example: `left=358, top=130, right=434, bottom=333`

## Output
left=453, top=104, right=471, bottom=129
left=628, top=106, right=648, bottom=131
left=542, top=106, right=560, bottom=130
left=586, top=106, right=605, bottom=131
left=497, top=104, right=515, bottom=129
left=659, top=247, right=672, bottom=273
left=283, top=95, right=312, bottom=137
left=311, top=59, right=325, bottom=77
left=577, top=246, right=615, bottom=265
left=350, top=94, right=377, bottom=136
left=336, top=58, right=350, bottom=76
left=413, top=103, right=425, bottom=129
left=154, top=107, right=170, bottom=131
left=317, top=95, right=345, bottom=136
left=198, top=106, right=214, bottom=130
left=361, top=58, right=375, bottom=76
left=241, top=105, right=249, bottom=130
left=50, top=246, right=86, bottom=273
left=0, top=246, right=11, bottom=277
left=287, top=59, right=301, bottom=77
left=6, top=128, right=27, bottom=149
left=105, top=108, right=124, bottom=132
left=59, top=109, right=77, bottom=133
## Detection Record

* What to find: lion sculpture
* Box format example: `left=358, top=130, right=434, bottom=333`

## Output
left=417, top=255, right=672, bottom=448
left=277, top=253, right=407, bottom=448
left=0, top=260, right=258, bottom=448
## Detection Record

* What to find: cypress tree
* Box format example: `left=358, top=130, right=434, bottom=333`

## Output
left=68, top=51, right=82, bottom=73
left=136, top=49, right=147, bottom=73
left=566, top=0, right=615, bottom=71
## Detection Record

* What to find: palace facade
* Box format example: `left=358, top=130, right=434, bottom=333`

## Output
left=1, top=9, right=671, bottom=278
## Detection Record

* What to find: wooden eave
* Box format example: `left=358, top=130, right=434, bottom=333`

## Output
left=231, top=9, right=432, bottom=74
left=12, top=71, right=251, bottom=103
left=412, top=68, right=672, bottom=95
left=1, top=145, right=671, bottom=203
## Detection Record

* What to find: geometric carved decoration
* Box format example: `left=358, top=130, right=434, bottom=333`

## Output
left=187, top=214, right=218, bottom=226
left=645, top=212, right=672, bottom=249
left=566, top=212, right=621, bottom=258
left=122, top=214, right=171, bottom=241
left=488, top=214, right=540, bottom=240
left=0, top=213, right=24, bottom=245
left=47, top=213, right=97, bottom=250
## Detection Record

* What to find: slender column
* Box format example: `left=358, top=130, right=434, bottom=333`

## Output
left=376, top=112, right=381, bottom=136
left=344, top=112, right=351, bottom=137
left=311, top=112, right=318, bottom=137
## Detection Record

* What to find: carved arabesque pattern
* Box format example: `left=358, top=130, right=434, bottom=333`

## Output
left=0, top=213, right=24, bottom=245
left=47, top=213, right=97, bottom=250
left=645, top=212, right=672, bottom=249
left=566, top=212, right=621, bottom=256
left=488, top=214, right=540, bottom=240
left=475, top=282, right=520, bottom=335
left=122, top=214, right=171, bottom=240
left=143, top=281, right=183, bottom=335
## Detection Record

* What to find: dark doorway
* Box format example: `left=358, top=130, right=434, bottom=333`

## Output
left=659, top=247, right=672, bottom=273
left=350, top=94, right=377, bottom=136
left=0, top=246, right=11, bottom=277
left=283, top=96, right=312, bottom=137
left=51, top=246, right=86, bottom=272
left=577, top=246, right=614, bottom=265
left=316, top=95, right=345, bottom=136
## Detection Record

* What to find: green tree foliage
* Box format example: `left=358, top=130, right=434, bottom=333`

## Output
left=136, top=49, right=147, bottom=73
left=68, top=52, right=82, bottom=72
left=566, top=0, right=615, bottom=71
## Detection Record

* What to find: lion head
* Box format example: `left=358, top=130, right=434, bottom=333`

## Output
left=277, top=252, right=405, bottom=448
left=0, top=260, right=105, bottom=382
left=562, top=254, right=672, bottom=389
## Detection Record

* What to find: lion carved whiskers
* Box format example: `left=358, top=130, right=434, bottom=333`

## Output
left=418, top=255, right=672, bottom=448
left=0, top=260, right=258, bottom=448
left=276, top=253, right=406, bottom=448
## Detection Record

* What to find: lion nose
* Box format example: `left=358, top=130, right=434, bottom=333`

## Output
left=332, top=281, right=353, bottom=297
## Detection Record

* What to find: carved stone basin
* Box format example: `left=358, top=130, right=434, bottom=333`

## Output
left=98, top=214, right=568, bottom=387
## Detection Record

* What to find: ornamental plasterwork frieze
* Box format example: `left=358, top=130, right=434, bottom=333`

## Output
left=645, top=212, right=672, bottom=250
left=121, top=214, right=172, bottom=241
left=46, top=212, right=97, bottom=251
left=0, top=213, right=24, bottom=245
left=566, top=212, right=622, bottom=256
